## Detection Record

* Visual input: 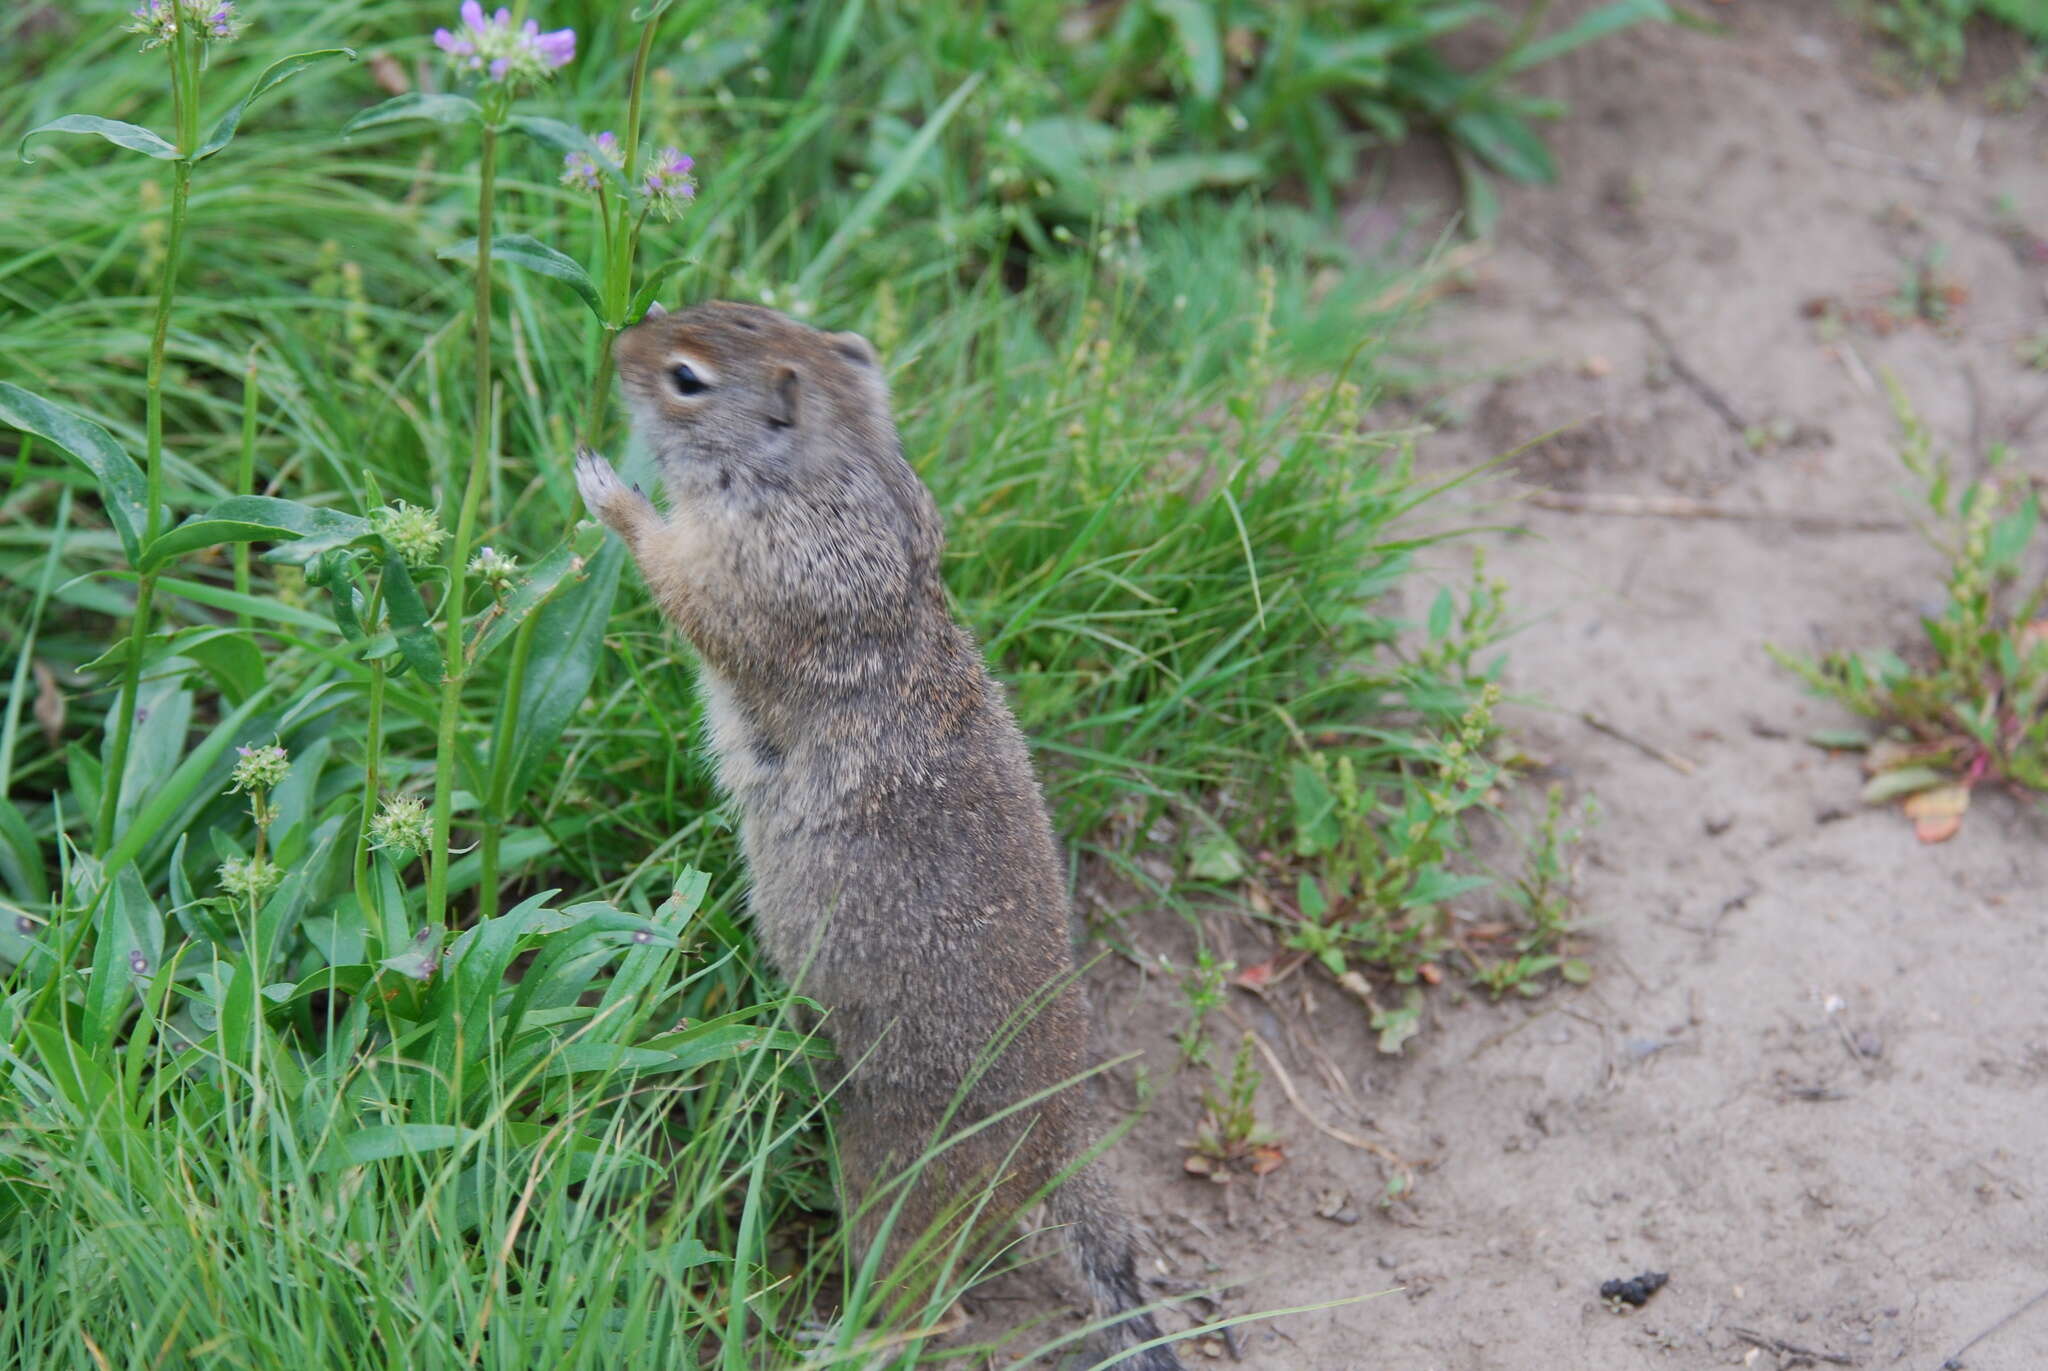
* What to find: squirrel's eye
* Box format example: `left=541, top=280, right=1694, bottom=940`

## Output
left=670, top=363, right=707, bottom=397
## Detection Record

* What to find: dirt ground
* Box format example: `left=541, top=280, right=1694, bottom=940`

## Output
left=1011, top=4, right=2048, bottom=1368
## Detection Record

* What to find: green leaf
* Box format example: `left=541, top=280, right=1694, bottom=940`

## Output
left=1371, top=986, right=1426, bottom=1055
left=503, top=114, right=597, bottom=158
left=796, top=74, right=981, bottom=300
left=81, top=865, right=164, bottom=1051
left=1988, top=492, right=2039, bottom=572
left=628, top=258, right=694, bottom=324
left=379, top=556, right=444, bottom=683
left=315, top=1124, right=481, bottom=1171
left=0, top=382, right=150, bottom=563
left=500, top=539, right=623, bottom=801
left=1398, top=865, right=1492, bottom=909
left=1451, top=107, right=1557, bottom=185
left=1427, top=587, right=1454, bottom=641
left=1113, top=153, right=1265, bottom=211
left=1506, top=0, right=1673, bottom=73
left=1152, top=0, right=1224, bottom=101
left=19, top=115, right=176, bottom=164
left=1860, top=765, right=1950, bottom=805
left=141, top=496, right=371, bottom=573
left=439, top=234, right=602, bottom=319
left=1453, top=147, right=1501, bottom=236
left=306, top=549, right=367, bottom=643
left=380, top=925, right=446, bottom=982
left=1290, top=761, right=1340, bottom=857
left=1805, top=728, right=1871, bottom=751
left=1187, top=832, right=1246, bottom=883
left=467, top=524, right=604, bottom=667
left=342, top=92, right=482, bottom=137
left=196, top=48, right=356, bottom=160
left=1296, top=871, right=1328, bottom=922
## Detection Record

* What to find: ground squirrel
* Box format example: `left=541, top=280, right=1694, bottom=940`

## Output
left=576, top=300, right=1182, bottom=1369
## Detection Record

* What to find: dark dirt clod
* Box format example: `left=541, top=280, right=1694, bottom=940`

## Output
left=1600, top=1271, right=1669, bottom=1307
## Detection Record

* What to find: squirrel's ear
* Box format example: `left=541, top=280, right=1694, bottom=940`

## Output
left=828, top=331, right=876, bottom=368
left=643, top=300, right=668, bottom=320
left=768, top=367, right=800, bottom=428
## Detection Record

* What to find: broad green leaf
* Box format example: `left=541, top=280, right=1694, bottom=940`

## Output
left=468, top=523, right=604, bottom=667
left=0, top=382, right=150, bottom=563
left=18, top=115, right=176, bottom=164
left=380, top=925, right=446, bottom=982
left=379, top=556, right=444, bottom=683
left=110, top=674, right=192, bottom=834
left=440, top=234, right=602, bottom=319
left=1152, top=0, right=1224, bottom=101
left=342, top=92, right=482, bottom=136
left=796, top=74, right=981, bottom=299
left=197, top=48, right=357, bottom=160
left=143, top=496, right=371, bottom=572
left=315, top=1124, right=481, bottom=1171
left=82, top=865, right=165, bottom=1050
left=501, top=539, right=622, bottom=800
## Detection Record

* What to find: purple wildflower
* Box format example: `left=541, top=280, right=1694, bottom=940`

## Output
left=561, top=129, right=622, bottom=193
left=127, top=0, right=244, bottom=49
left=642, top=147, right=697, bottom=218
left=433, top=2, right=575, bottom=89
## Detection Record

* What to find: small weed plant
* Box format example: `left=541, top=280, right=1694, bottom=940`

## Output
left=1776, top=384, right=2047, bottom=840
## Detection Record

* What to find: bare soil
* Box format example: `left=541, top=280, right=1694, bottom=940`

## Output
left=1011, top=4, right=2048, bottom=1368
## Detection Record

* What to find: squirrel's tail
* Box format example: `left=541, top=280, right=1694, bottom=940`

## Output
left=1049, top=1164, right=1185, bottom=1370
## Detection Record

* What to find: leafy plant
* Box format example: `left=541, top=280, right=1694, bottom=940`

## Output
left=1774, top=382, right=2047, bottom=841
left=1181, top=1031, right=1281, bottom=1181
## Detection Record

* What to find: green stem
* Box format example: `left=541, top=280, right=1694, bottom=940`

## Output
left=351, top=582, right=387, bottom=940
left=477, top=608, right=540, bottom=922
left=427, top=124, right=500, bottom=932
left=578, top=18, right=661, bottom=445
left=233, top=347, right=260, bottom=626
left=96, top=19, right=200, bottom=850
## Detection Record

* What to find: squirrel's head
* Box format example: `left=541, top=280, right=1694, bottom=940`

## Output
left=612, top=300, right=896, bottom=502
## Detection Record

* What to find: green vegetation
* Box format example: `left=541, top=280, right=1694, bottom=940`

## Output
left=0, top=1, right=1653, bottom=1364
left=1777, top=384, right=2047, bottom=838
left=1866, top=0, right=2048, bottom=85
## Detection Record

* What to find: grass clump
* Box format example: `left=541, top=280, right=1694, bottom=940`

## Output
left=0, top=0, right=1634, bottom=1363
left=1776, top=384, right=2047, bottom=838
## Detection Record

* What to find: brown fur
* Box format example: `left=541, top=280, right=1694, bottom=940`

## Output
left=576, top=301, right=1180, bottom=1368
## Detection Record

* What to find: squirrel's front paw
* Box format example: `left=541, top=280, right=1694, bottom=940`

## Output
left=575, top=446, right=654, bottom=533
